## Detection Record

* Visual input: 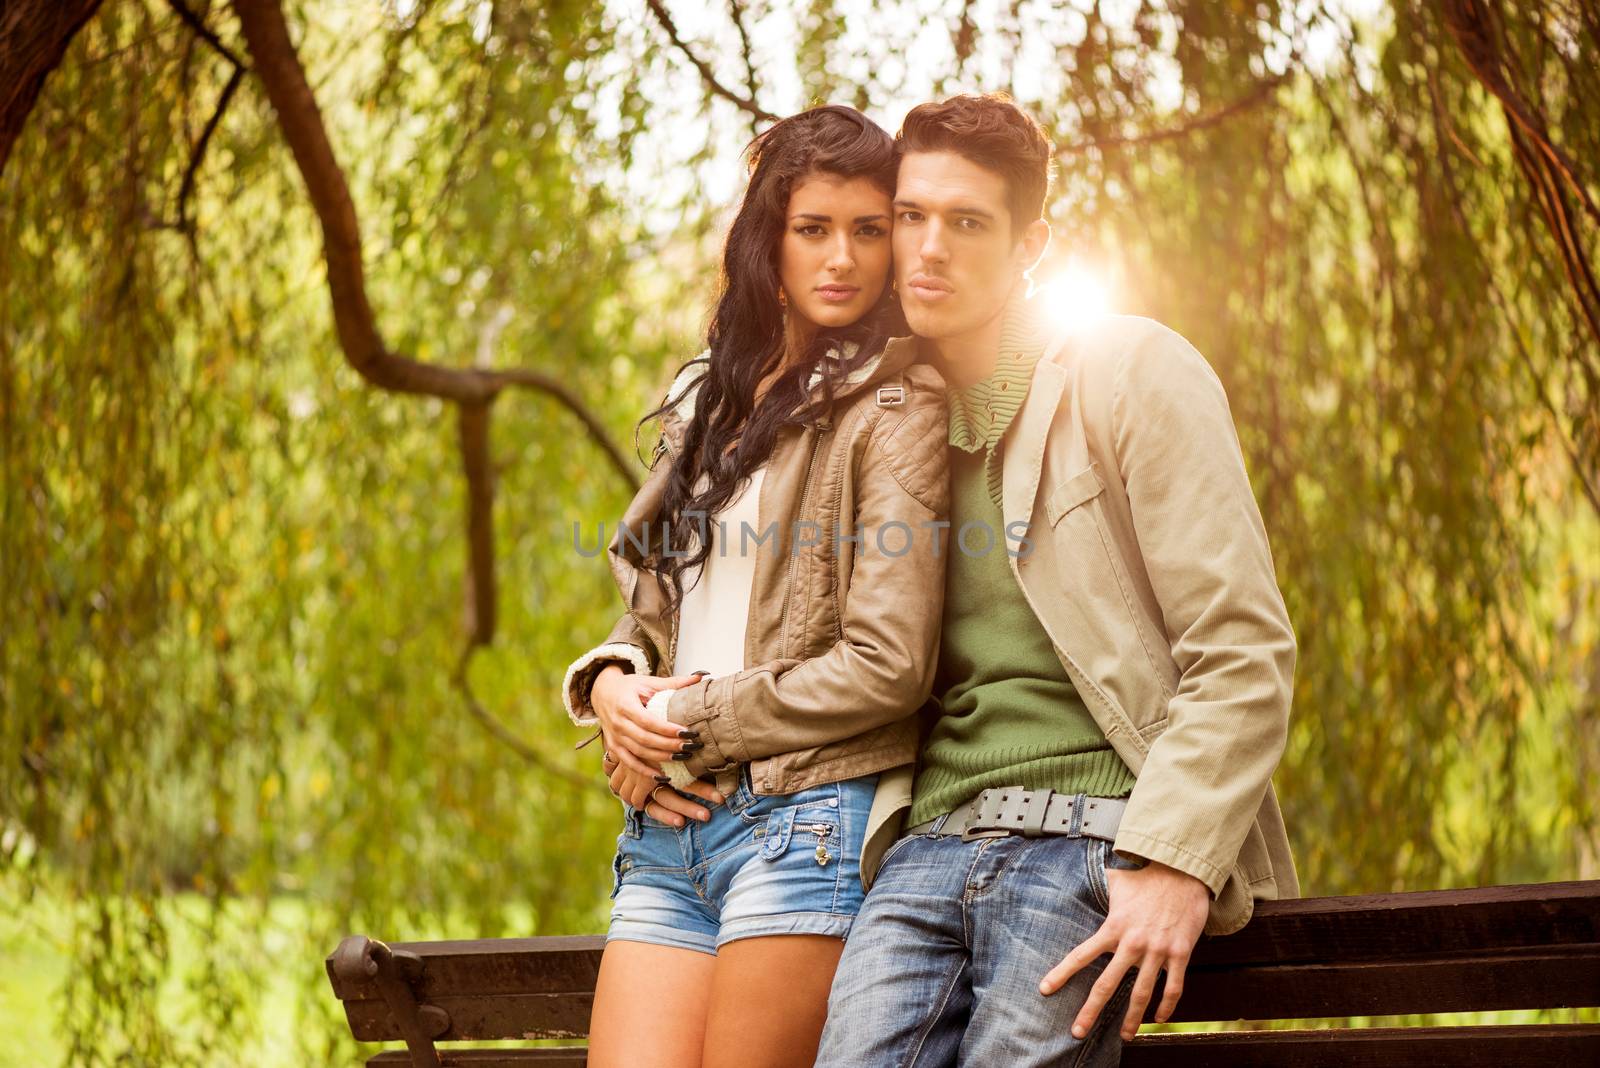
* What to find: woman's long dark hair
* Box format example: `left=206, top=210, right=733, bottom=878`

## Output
left=639, top=104, right=904, bottom=622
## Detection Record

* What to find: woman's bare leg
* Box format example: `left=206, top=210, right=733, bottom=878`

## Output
left=701, top=935, right=847, bottom=1068
left=588, top=940, right=717, bottom=1068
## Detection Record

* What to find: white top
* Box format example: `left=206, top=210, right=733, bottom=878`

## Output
left=671, top=465, right=767, bottom=679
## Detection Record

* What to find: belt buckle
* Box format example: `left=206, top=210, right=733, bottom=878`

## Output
left=959, top=823, right=1011, bottom=843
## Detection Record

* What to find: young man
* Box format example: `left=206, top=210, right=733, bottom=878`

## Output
left=813, top=94, right=1299, bottom=1066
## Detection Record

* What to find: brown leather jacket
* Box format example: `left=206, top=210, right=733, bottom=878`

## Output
left=563, top=341, right=949, bottom=796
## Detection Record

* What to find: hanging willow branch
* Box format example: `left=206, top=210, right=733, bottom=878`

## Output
left=166, top=0, right=248, bottom=238
left=1057, top=70, right=1293, bottom=156
left=1441, top=0, right=1600, bottom=360
left=645, top=0, right=776, bottom=123
left=233, top=0, right=637, bottom=772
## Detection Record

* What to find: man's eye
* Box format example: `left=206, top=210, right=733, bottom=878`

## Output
left=958, top=218, right=983, bottom=231
left=898, top=211, right=923, bottom=223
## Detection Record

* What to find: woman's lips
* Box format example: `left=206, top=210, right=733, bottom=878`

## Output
left=816, top=284, right=861, bottom=304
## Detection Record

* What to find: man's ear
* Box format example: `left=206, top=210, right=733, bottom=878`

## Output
left=1013, top=217, right=1051, bottom=274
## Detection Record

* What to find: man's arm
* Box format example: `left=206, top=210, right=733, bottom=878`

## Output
left=1106, top=323, right=1296, bottom=895
left=1041, top=323, right=1296, bottom=1040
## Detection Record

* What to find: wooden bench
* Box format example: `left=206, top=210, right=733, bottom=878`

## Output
left=327, top=879, right=1600, bottom=1066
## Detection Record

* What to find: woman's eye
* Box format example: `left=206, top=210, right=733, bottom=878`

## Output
left=796, top=225, right=825, bottom=236
left=857, top=225, right=886, bottom=237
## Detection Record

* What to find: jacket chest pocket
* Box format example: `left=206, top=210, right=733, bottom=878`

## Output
left=1045, top=463, right=1107, bottom=526
left=1042, top=463, right=1174, bottom=711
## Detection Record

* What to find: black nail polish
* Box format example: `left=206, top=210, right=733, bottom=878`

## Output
left=654, top=775, right=670, bottom=784
left=680, top=741, right=703, bottom=751
left=671, top=753, right=691, bottom=762
left=678, top=729, right=700, bottom=739
left=693, top=669, right=711, bottom=676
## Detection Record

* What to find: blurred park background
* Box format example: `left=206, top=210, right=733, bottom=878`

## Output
left=1, top=0, right=1597, bottom=1063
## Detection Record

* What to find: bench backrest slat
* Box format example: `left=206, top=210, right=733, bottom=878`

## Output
left=326, top=881, right=1600, bottom=1049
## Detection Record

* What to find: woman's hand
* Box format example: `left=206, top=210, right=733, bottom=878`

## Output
left=603, top=749, right=724, bottom=827
left=591, top=664, right=706, bottom=777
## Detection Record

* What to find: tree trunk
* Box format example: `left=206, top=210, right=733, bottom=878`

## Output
left=0, top=0, right=106, bottom=174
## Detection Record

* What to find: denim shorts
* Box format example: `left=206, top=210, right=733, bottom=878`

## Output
left=607, top=769, right=879, bottom=956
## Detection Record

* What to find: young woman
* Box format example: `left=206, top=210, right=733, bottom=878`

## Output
left=560, top=105, right=949, bottom=1068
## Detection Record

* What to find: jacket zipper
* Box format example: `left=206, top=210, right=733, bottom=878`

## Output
left=657, top=428, right=681, bottom=669
left=776, top=418, right=828, bottom=660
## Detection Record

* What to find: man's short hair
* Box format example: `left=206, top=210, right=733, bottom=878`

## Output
left=896, top=93, right=1055, bottom=231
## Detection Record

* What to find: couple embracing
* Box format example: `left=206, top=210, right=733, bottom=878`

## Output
left=561, top=93, right=1298, bottom=1068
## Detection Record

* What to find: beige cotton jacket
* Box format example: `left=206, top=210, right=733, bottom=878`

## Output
left=563, top=341, right=950, bottom=880
left=965, top=309, right=1301, bottom=936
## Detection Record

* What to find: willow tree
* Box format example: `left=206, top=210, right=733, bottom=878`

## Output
left=2, top=0, right=1595, bottom=1063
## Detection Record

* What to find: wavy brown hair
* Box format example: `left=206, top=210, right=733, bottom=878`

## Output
left=638, top=104, right=904, bottom=620
left=897, top=92, right=1055, bottom=232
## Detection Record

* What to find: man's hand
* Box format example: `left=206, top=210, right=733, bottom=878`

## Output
left=591, top=664, right=706, bottom=776
left=601, top=745, right=723, bottom=828
left=1039, top=858, right=1209, bottom=1042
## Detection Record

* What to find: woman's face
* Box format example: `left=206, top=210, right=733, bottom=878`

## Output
left=778, top=173, right=893, bottom=332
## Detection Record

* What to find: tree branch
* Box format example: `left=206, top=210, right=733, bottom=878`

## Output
left=234, top=0, right=642, bottom=768
left=175, top=61, right=243, bottom=235
left=1440, top=0, right=1600, bottom=228
left=644, top=0, right=776, bottom=123
left=452, top=646, right=593, bottom=791
left=726, top=0, right=761, bottom=135
left=1057, top=71, right=1292, bottom=156
left=0, top=0, right=107, bottom=175
left=168, top=0, right=245, bottom=68
left=232, top=0, right=641, bottom=481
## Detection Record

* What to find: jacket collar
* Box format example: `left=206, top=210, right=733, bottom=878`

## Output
left=659, top=335, right=920, bottom=451
left=1000, top=317, right=1078, bottom=526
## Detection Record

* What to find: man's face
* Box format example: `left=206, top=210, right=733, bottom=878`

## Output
left=893, top=150, right=1042, bottom=345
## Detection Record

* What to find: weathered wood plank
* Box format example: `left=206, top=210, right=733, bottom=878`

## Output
left=1122, top=1023, right=1600, bottom=1067
left=368, top=1050, right=586, bottom=1067
left=328, top=937, right=605, bottom=1001
left=328, top=882, right=1600, bottom=1003
left=1159, top=946, right=1600, bottom=1021
left=327, top=881, right=1600, bottom=1056
left=335, top=941, right=1600, bottom=1040
left=345, top=993, right=595, bottom=1043
left=1193, top=880, right=1600, bottom=967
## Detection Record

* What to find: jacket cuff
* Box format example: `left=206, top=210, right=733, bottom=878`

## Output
left=643, top=689, right=701, bottom=789
left=665, top=677, right=740, bottom=775
left=1111, top=827, right=1230, bottom=898
left=562, top=642, right=652, bottom=726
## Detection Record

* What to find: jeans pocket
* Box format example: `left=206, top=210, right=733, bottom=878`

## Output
left=757, top=804, right=843, bottom=864
left=1087, top=838, right=1113, bottom=913
left=1089, top=838, right=1145, bottom=913
left=610, top=847, right=629, bottom=900
left=876, top=831, right=920, bottom=874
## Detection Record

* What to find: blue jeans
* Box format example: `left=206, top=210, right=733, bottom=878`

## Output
left=608, top=770, right=879, bottom=955
left=816, top=820, right=1143, bottom=1067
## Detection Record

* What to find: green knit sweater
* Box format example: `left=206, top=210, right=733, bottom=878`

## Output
left=908, top=291, right=1136, bottom=826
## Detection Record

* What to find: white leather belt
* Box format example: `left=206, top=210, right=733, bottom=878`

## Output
left=905, top=788, right=1127, bottom=843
